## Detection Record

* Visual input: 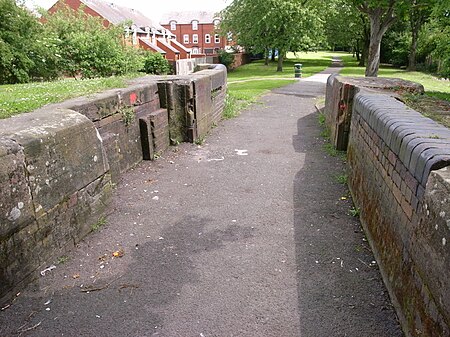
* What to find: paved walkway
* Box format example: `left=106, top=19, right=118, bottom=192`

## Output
left=0, top=66, right=403, bottom=336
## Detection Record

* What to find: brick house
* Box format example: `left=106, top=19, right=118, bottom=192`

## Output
left=160, top=11, right=230, bottom=56
left=47, top=0, right=190, bottom=60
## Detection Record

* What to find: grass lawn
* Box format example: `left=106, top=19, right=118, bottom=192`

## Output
left=338, top=53, right=450, bottom=97
left=0, top=75, right=141, bottom=119
left=225, top=51, right=341, bottom=118
left=228, top=51, right=340, bottom=82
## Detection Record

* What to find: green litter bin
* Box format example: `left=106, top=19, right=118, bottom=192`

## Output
left=294, top=63, right=302, bottom=78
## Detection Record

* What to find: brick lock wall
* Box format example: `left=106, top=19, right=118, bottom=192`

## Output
left=345, top=92, right=450, bottom=337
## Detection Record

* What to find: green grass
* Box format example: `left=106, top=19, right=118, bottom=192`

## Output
left=228, top=51, right=339, bottom=82
left=225, top=79, right=295, bottom=119
left=0, top=74, right=142, bottom=119
left=224, top=51, right=341, bottom=119
left=339, top=53, right=450, bottom=96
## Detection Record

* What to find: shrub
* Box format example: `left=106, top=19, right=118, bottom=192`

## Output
left=0, top=0, right=55, bottom=84
left=41, top=6, right=145, bottom=79
left=142, top=51, right=171, bottom=75
left=218, top=50, right=234, bottom=70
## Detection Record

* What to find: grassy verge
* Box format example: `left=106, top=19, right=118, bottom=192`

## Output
left=0, top=74, right=142, bottom=119
left=225, top=79, right=295, bottom=119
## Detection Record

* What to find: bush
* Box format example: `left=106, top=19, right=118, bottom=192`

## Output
left=142, top=51, right=171, bottom=74
left=0, top=0, right=54, bottom=84
left=41, top=6, right=145, bottom=79
left=218, top=50, right=234, bottom=70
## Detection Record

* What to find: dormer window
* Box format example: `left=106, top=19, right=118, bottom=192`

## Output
left=170, top=21, right=176, bottom=31
left=213, top=19, right=220, bottom=28
left=192, top=20, right=198, bottom=30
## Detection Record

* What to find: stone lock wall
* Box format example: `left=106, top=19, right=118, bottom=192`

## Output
left=326, top=76, right=449, bottom=336
left=0, top=64, right=227, bottom=304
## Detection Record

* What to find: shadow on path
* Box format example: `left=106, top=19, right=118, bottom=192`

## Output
left=291, top=106, right=404, bottom=336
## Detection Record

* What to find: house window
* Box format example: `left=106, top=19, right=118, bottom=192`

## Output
left=214, top=34, right=220, bottom=44
left=183, top=34, right=189, bottom=44
left=192, top=48, right=199, bottom=54
left=192, top=34, right=198, bottom=44
left=213, top=19, right=220, bottom=28
left=192, top=20, right=198, bottom=30
left=170, top=21, right=176, bottom=30
left=205, top=34, right=211, bottom=44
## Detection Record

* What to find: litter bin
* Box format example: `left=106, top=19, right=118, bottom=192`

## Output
left=294, top=63, right=302, bottom=78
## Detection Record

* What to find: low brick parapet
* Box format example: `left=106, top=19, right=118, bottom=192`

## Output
left=326, top=77, right=450, bottom=336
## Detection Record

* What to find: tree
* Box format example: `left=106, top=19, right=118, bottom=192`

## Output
left=41, top=5, right=144, bottom=78
left=322, top=0, right=369, bottom=63
left=220, top=0, right=325, bottom=72
left=418, top=1, right=450, bottom=78
left=406, top=0, right=434, bottom=70
left=354, top=0, right=400, bottom=77
left=0, top=0, right=55, bottom=83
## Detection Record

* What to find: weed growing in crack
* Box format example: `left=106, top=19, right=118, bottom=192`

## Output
left=349, top=207, right=361, bottom=218
left=334, top=173, right=348, bottom=184
left=92, top=216, right=107, bottom=231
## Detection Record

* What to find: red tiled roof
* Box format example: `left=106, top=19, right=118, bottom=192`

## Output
left=160, top=11, right=220, bottom=24
left=170, top=39, right=191, bottom=53
left=156, top=38, right=180, bottom=54
left=139, top=39, right=166, bottom=54
left=80, top=0, right=163, bottom=29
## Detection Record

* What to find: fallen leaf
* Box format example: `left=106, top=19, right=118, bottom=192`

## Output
left=112, top=249, right=125, bottom=258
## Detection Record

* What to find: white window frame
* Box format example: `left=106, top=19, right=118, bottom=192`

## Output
left=192, top=34, right=198, bottom=44
left=213, top=19, right=220, bottom=28
left=214, top=34, right=220, bottom=44
left=170, top=21, right=176, bottom=30
left=192, top=47, right=199, bottom=54
left=192, top=20, right=198, bottom=30
left=205, top=34, right=211, bottom=44
left=183, top=34, right=189, bottom=44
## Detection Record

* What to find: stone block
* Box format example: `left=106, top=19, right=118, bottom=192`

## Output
left=0, top=108, right=109, bottom=213
left=0, top=138, right=34, bottom=238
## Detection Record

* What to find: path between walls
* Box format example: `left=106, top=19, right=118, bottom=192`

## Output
left=0, top=65, right=403, bottom=337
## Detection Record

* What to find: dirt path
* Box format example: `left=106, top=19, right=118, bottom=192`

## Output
left=0, top=66, right=403, bottom=337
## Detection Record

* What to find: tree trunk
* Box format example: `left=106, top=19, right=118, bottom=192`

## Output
left=357, top=3, right=397, bottom=77
left=359, top=35, right=369, bottom=67
left=408, top=28, right=418, bottom=70
left=407, top=0, right=424, bottom=71
left=277, top=51, right=284, bottom=72
left=365, top=34, right=382, bottom=77
left=264, top=48, right=269, bottom=66
left=354, top=39, right=361, bottom=61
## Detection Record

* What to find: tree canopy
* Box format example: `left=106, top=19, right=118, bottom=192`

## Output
left=220, top=0, right=325, bottom=71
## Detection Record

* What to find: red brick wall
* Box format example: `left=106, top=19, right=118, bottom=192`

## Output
left=48, top=0, right=111, bottom=27
left=336, top=88, right=450, bottom=337
left=162, top=23, right=225, bottom=54
left=155, top=40, right=179, bottom=61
